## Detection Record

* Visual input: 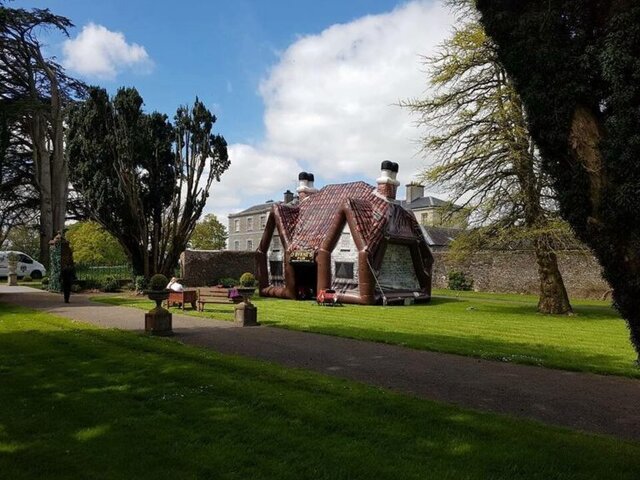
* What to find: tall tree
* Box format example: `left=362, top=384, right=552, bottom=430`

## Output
left=0, top=5, right=84, bottom=265
left=476, top=1, right=640, bottom=355
left=189, top=214, right=227, bottom=250
left=2, top=224, right=39, bottom=259
left=67, top=87, right=229, bottom=277
left=401, top=1, right=572, bottom=314
left=66, top=221, right=128, bottom=265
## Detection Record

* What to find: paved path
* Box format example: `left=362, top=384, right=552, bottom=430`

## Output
left=2, top=286, right=640, bottom=442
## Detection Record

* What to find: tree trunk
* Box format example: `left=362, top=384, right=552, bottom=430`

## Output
left=534, top=235, right=573, bottom=314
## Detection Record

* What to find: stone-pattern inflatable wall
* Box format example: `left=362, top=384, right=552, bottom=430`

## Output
left=180, top=250, right=258, bottom=287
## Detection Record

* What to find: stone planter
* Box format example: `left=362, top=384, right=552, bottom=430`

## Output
left=7, top=258, right=17, bottom=286
left=235, top=287, right=255, bottom=303
left=144, top=289, right=173, bottom=336
left=233, top=286, right=258, bottom=327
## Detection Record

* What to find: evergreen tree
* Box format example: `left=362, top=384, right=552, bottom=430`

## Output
left=0, top=5, right=85, bottom=265
left=477, top=0, right=640, bottom=355
left=67, top=87, right=229, bottom=277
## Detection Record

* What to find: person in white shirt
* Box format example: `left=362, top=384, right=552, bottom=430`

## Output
left=166, top=277, right=184, bottom=292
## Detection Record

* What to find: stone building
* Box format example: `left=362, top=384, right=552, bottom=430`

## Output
left=256, top=162, right=434, bottom=305
left=400, top=182, right=468, bottom=229
left=227, top=190, right=295, bottom=251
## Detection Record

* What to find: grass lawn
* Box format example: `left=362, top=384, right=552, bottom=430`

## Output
left=93, top=290, right=640, bottom=378
left=1, top=302, right=639, bottom=479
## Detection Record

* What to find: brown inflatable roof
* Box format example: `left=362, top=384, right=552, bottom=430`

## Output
left=272, top=181, right=424, bottom=255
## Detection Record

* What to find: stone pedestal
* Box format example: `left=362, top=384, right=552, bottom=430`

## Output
left=7, top=273, right=17, bottom=286
left=145, top=308, right=173, bottom=336
left=234, top=301, right=259, bottom=327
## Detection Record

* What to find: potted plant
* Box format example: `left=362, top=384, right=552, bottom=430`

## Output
left=143, top=274, right=173, bottom=336
left=236, top=272, right=256, bottom=300
left=145, top=274, right=170, bottom=305
left=234, top=272, right=259, bottom=327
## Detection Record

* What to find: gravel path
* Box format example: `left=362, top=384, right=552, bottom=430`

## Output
left=2, top=286, right=639, bottom=442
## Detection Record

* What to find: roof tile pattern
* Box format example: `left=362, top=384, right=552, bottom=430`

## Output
left=290, top=182, right=373, bottom=250
left=270, top=181, right=426, bottom=259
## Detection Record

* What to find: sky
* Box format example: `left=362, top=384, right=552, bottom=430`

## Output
left=14, top=0, right=455, bottom=226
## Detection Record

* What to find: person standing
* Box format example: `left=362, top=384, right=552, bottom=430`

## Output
left=60, top=264, right=76, bottom=303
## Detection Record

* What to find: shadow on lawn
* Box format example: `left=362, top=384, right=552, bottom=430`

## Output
left=1, top=323, right=639, bottom=480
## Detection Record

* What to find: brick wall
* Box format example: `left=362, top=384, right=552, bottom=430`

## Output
left=432, top=250, right=610, bottom=299
left=180, top=250, right=258, bottom=287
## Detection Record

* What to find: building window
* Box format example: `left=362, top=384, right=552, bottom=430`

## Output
left=247, top=240, right=253, bottom=250
left=247, top=217, right=254, bottom=231
left=272, top=236, right=280, bottom=250
left=234, top=241, right=240, bottom=251
left=421, top=212, right=430, bottom=226
left=335, top=262, right=354, bottom=280
left=260, top=215, right=266, bottom=229
left=270, top=261, right=283, bottom=276
left=234, top=219, right=240, bottom=232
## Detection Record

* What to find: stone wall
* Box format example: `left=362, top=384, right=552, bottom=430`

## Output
left=432, top=250, right=610, bottom=299
left=180, top=250, right=257, bottom=287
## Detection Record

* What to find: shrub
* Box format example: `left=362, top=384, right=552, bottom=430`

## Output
left=102, top=275, right=120, bottom=293
left=217, top=277, right=238, bottom=288
left=22, top=275, right=32, bottom=282
left=149, top=274, right=169, bottom=291
left=134, top=276, right=147, bottom=292
left=41, top=277, right=49, bottom=286
left=80, top=279, right=104, bottom=291
left=71, top=284, right=82, bottom=293
left=239, top=272, right=256, bottom=287
left=448, top=270, right=473, bottom=291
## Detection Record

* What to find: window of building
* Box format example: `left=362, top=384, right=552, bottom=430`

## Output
left=260, top=215, right=266, bottom=229
left=335, top=262, right=354, bottom=280
left=272, top=236, right=280, bottom=250
left=247, top=217, right=254, bottom=231
left=234, top=240, right=240, bottom=251
left=270, top=261, right=283, bottom=276
left=421, top=212, right=430, bottom=226
left=247, top=239, right=253, bottom=250
left=234, top=219, right=240, bottom=232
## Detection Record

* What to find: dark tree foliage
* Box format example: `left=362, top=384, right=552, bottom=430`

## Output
left=67, top=87, right=229, bottom=277
left=0, top=5, right=85, bottom=263
left=476, top=1, right=640, bottom=356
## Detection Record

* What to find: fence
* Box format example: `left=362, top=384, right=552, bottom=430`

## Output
left=74, top=264, right=133, bottom=283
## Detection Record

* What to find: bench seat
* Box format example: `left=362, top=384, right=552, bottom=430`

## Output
left=197, top=287, right=241, bottom=311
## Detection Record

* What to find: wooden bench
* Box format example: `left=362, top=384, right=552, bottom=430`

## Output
left=197, top=287, right=241, bottom=311
left=166, top=289, right=197, bottom=310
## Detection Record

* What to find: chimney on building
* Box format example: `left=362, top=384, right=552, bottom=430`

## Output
left=376, top=161, right=400, bottom=200
left=283, top=190, right=294, bottom=203
left=405, top=182, right=424, bottom=204
left=297, top=172, right=318, bottom=200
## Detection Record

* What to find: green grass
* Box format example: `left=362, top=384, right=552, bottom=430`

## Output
left=1, top=302, right=639, bottom=479
left=93, top=291, right=640, bottom=378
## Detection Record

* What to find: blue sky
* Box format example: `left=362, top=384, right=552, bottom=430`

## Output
left=14, top=0, right=453, bottom=224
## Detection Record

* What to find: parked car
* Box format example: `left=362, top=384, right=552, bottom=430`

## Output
left=0, top=251, right=46, bottom=279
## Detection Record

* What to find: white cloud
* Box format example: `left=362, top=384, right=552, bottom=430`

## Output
left=259, top=0, right=453, bottom=182
left=206, top=0, right=454, bottom=218
left=63, top=23, right=153, bottom=79
left=204, top=144, right=303, bottom=227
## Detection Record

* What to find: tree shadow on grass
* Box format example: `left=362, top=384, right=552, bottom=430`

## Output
left=0, top=323, right=639, bottom=480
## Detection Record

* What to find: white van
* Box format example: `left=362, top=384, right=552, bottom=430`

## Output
left=0, top=251, right=47, bottom=279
